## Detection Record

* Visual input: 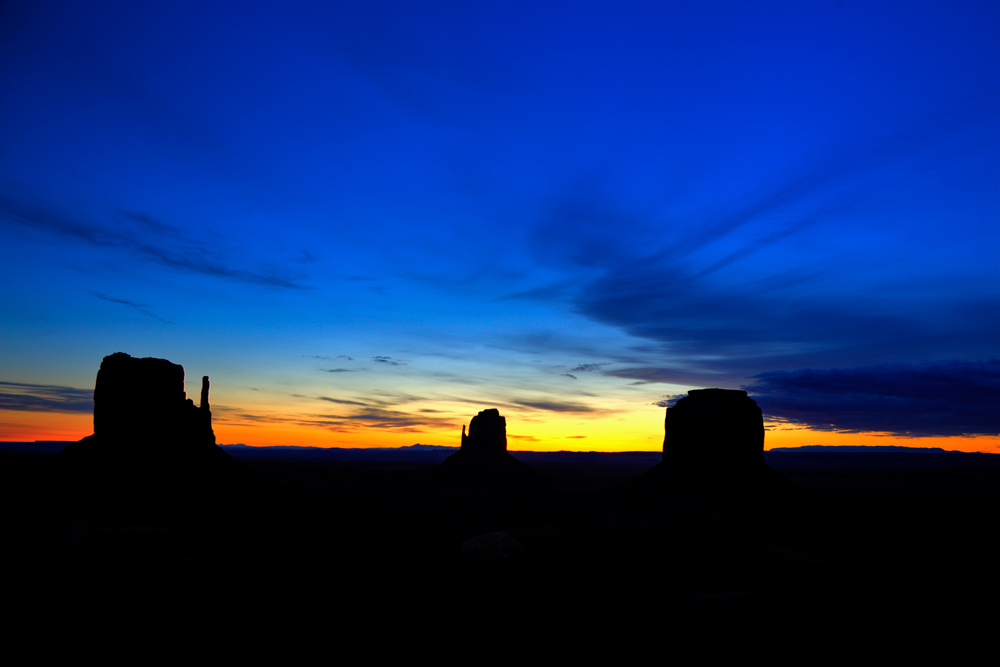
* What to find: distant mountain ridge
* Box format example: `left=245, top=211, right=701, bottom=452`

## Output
left=0, top=441, right=79, bottom=452
left=219, top=443, right=459, bottom=451
left=0, top=442, right=994, bottom=455
left=768, top=445, right=957, bottom=453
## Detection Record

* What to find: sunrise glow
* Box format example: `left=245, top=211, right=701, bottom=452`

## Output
left=1, top=1, right=996, bottom=450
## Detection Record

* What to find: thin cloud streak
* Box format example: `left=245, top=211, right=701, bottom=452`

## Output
left=302, top=408, right=459, bottom=433
left=0, top=381, right=93, bottom=413
left=509, top=399, right=599, bottom=414
left=318, top=396, right=369, bottom=406
left=0, top=199, right=308, bottom=289
left=90, top=292, right=169, bottom=322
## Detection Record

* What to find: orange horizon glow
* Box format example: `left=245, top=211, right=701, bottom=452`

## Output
left=2, top=408, right=998, bottom=454
left=760, top=424, right=1000, bottom=454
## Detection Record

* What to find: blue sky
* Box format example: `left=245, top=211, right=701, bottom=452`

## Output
left=1, top=0, right=997, bottom=448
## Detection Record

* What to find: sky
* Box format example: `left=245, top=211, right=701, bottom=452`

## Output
left=1, top=0, right=998, bottom=452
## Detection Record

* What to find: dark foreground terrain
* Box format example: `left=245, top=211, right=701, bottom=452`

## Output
left=2, top=444, right=998, bottom=631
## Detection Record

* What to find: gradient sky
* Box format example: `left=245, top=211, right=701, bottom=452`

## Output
left=1, top=0, right=998, bottom=451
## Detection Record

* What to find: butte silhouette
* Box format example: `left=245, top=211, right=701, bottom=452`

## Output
left=631, top=388, right=794, bottom=498
left=438, top=408, right=540, bottom=483
left=46, top=352, right=255, bottom=522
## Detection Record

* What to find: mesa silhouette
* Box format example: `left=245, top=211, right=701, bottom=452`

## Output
left=6, top=354, right=997, bottom=620
left=45, top=352, right=261, bottom=523
left=630, top=388, right=795, bottom=498
left=438, top=408, right=541, bottom=484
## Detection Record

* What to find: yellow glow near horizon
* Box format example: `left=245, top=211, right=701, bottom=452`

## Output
left=3, top=407, right=998, bottom=454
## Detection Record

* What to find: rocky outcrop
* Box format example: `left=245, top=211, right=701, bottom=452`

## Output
left=663, top=389, right=764, bottom=470
left=459, top=408, right=508, bottom=456
left=629, top=388, right=793, bottom=499
left=440, top=409, right=539, bottom=483
left=48, top=353, right=241, bottom=522
left=91, top=352, right=217, bottom=451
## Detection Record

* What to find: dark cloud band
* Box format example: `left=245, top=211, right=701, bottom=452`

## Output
left=744, top=360, right=1000, bottom=437
left=0, top=381, right=93, bottom=413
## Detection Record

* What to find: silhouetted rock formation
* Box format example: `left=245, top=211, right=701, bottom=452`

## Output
left=630, top=388, right=794, bottom=499
left=460, top=408, right=508, bottom=456
left=440, top=409, right=539, bottom=483
left=663, top=389, right=764, bottom=470
left=46, top=353, right=253, bottom=522
left=91, top=352, right=218, bottom=451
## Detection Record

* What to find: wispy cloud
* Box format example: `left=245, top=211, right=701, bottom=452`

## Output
left=360, top=392, right=427, bottom=408
left=570, top=363, right=611, bottom=373
left=652, top=394, right=686, bottom=408
left=0, top=199, right=308, bottom=289
left=90, top=292, right=168, bottom=322
left=509, top=399, right=598, bottom=413
left=0, top=381, right=93, bottom=413
left=372, top=356, right=405, bottom=366
left=514, top=108, right=1000, bottom=379
left=300, top=408, right=458, bottom=433
left=605, top=366, right=738, bottom=388
left=213, top=412, right=288, bottom=425
left=297, top=391, right=430, bottom=410
left=213, top=402, right=458, bottom=433
left=318, top=396, right=369, bottom=406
